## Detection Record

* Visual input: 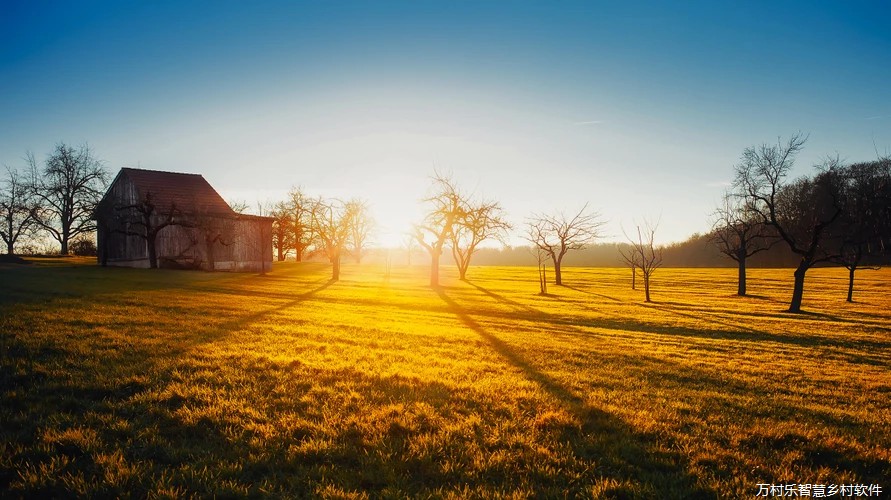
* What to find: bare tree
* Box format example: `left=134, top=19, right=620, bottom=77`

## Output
left=270, top=200, right=295, bottom=262
left=617, top=243, right=639, bottom=290
left=525, top=204, right=605, bottom=285
left=113, top=192, right=184, bottom=269
left=0, top=167, right=39, bottom=254
left=710, top=192, right=775, bottom=296
left=346, top=198, right=374, bottom=264
left=624, top=220, right=663, bottom=302
left=733, top=134, right=845, bottom=312
left=28, top=143, right=109, bottom=254
left=312, top=198, right=354, bottom=281
left=288, top=187, right=316, bottom=262
left=414, top=173, right=464, bottom=287
left=190, top=209, right=236, bottom=272
left=525, top=226, right=549, bottom=294
left=228, top=200, right=249, bottom=214
left=451, top=198, right=510, bottom=280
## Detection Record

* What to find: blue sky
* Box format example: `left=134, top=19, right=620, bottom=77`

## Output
left=2, top=1, right=890, bottom=245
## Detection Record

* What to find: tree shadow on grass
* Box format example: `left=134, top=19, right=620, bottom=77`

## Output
left=442, top=287, right=890, bottom=491
left=560, top=283, right=624, bottom=303
left=435, top=288, right=716, bottom=498
left=0, top=277, right=342, bottom=496
left=609, top=353, right=891, bottom=485
left=638, top=302, right=774, bottom=338
left=649, top=299, right=891, bottom=333
left=190, top=279, right=334, bottom=340
left=381, top=287, right=888, bottom=353
left=466, top=281, right=548, bottom=315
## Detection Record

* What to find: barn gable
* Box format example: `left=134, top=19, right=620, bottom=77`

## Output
left=97, top=168, right=272, bottom=272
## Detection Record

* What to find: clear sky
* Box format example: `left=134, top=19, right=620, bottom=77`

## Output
left=2, top=1, right=890, bottom=246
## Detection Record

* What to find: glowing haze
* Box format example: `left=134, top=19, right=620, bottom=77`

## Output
left=2, top=2, right=890, bottom=246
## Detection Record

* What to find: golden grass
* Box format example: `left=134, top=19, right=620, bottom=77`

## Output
left=1, top=259, right=889, bottom=498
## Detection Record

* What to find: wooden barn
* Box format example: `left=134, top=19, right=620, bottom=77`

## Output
left=96, top=168, right=272, bottom=272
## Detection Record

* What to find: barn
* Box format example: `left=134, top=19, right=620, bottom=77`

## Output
left=96, top=167, right=272, bottom=272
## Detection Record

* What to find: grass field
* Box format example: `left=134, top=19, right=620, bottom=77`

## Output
left=1, top=259, right=889, bottom=498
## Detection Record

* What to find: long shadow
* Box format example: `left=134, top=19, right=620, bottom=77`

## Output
left=0, top=277, right=338, bottom=494
left=652, top=299, right=891, bottom=332
left=301, top=292, right=891, bottom=353
left=184, top=278, right=332, bottom=302
left=435, top=288, right=716, bottom=498
left=471, top=282, right=887, bottom=351
left=184, top=280, right=335, bottom=346
left=466, top=281, right=547, bottom=316
left=560, top=283, right=623, bottom=303
left=444, top=287, right=891, bottom=490
left=639, top=302, right=774, bottom=339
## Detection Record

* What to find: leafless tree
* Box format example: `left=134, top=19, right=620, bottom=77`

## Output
left=414, top=173, right=464, bottom=287
left=617, top=243, right=639, bottom=290
left=288, top=186, right=316, bottom=262
left=112, top=191, right=184, bottom=269
left=28, top=143, right=109, bottom=254
left=624, top=220, right=663, bottom=302
left=451, top=198, right=510, bottom=280
left=346, top=198, right=375, bottom=264
left=228, top=200, right=249, bottom=214
left=710, top=192, right=775, bottom=296
left=733, top=134, right=845, bottom=312
left=525, top=226, right=549, bottom=294
left=270, top=200, right=295, bottom=262
left=190, top=209, right=237, bottom=272
left=0, top=167, right=39, bottom=254
left=312, top=197, right=354, bottom=281
left=525, top=204, right=605, bottom=285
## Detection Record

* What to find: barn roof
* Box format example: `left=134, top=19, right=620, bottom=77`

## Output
left=117, top=167, right=235, bottom=216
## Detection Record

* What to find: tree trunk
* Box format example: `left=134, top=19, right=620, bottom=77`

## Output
left=631, top=265, right=636, bottom=290
left=553, top=256, right=563, bottom=286
left=6, top=240, right=13, bottom=255
left=60, top=219, right=72, bottom=255
left=788, top=263, right=808, bottom=313
left=847, top=266, right=855, bottom=303
left=206, top=239, right=215, bottom=271
left=332, top=255, right=340, bottom=281
left=277, top=246, right=284, bottom=262
left=737, top=250, right=747, bottom=296
left=538, top=263, right=547, bottom=294
left=644, top=274, right=651, bottom=302
left=147, top=238, right=158, bottom=269
left=458, top=259, right=468, bottom=280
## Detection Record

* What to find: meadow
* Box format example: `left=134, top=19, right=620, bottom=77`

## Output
left=0, top=258, right=889, bottom=498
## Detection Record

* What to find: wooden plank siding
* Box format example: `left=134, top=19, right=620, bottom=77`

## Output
left=97, top=168, right=272, bottom=272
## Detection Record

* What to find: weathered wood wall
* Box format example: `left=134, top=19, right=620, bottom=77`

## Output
left=97, top=173, right=273, bottom=272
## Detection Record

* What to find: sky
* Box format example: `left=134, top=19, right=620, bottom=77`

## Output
left=2, top=1, right=890, bottom=246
